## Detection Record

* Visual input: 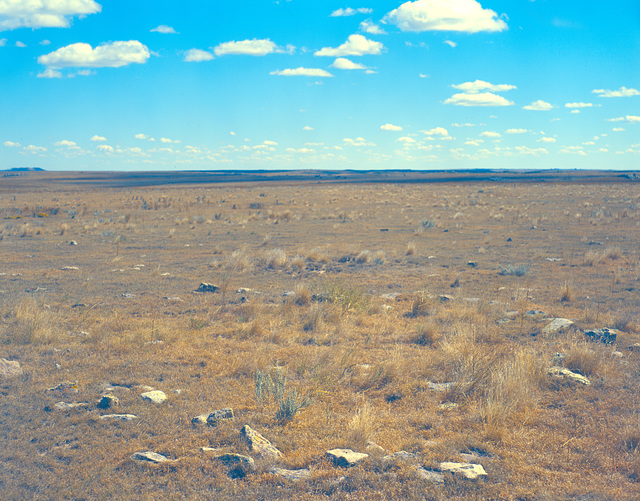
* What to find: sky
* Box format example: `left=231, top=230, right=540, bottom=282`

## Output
left=1, top=0, right=639, bottom=171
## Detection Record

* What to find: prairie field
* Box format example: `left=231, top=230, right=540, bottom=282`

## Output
left=1, top=172, right=640, bottom=500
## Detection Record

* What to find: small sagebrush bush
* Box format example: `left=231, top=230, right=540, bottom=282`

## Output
left=408, top=294, right=430, bottom=318
left=563, top=342, right=600, bottom=377
left=255, top=367, right=312, bottom=422
left=422, top=219, right=435, bottom=229
left=560, top=281, right=573, bottom=302
left=1, top=297, right=60, bottom=345
left=322, top=281, right=368, bottom=312
left=410, top=322, right=439, bottom=346
left=263, top=248, right=288, bottom=269
left=356, top=250, right=372, bottom=264
left=348, top=401, right=375, bottom=449
left=498, top=263, right=529, bottom=277
left=406, top=241, right=416, bottom=256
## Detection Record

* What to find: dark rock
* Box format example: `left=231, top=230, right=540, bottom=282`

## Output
left=206, top=407, right=234, bottom=426
left=584, top=328, right=618, bottom=344
left=197, top=283, right=219, bottom=293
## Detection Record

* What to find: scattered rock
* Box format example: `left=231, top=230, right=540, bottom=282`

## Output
left=0, top=358, right=23, bottom=378
left=217, top=453, right=256, bottom=478
left=542, top=318, right=574, bottom=335
left=241, top=425, right=282, bottom=459
left=200, top=447, right=222, bottom=453
left=439, top=295, right=454, bottom=303
left=196, top=283, right=218, bottom=293
left=97, top=394, right=119, bottom=409
left=326, top=449, right=369, bottom=467
left=54, top=401, right=89, bottom=411
left=207, top=408, right=234, bottom=426
left=551, top=353, right=566, bottom=365
left=365, top=440, right=385, bottom=455
left=191, top=414, right=208, bottom=425
left=467, top=261, right=477, bottom=268
left=416, top=467, right=445, bottom=484
left=427, top=381, right=456, bottom=392
left=383, top=451, right=417, bottom=462
left=144, top=340, right=164, bottom=345
left=163, top=296, right=184, bottom=302
left=629, top=343, right=640, bottom=352
left=525, top=310, right=547, bottom=319
left=612, top=351, right=624, bottom=358
left=270, top=466, right=311, bottom=482
left=548, top=366, right=591, bottom=385
left=46, top=381, right=78, bottom=393
left=584, top=328, right=618, bottom=344
left=69, top=240, right=78, bottom=246
left=131, top=451, right=172, bottom=464
left=439, top=402, right=460, bottom=411
left=100, top=414, right=137, bottom=421
left=141, top=390, right=167, bottom=404
left=381, top=292, right=400, bottom=300
left=237, top=288, right=252, bottom=294
left=439, top=462, right=487, bottom=480
left=120, top=293, right=136, bottom=299
left=61, top=266, right=79, bottom=271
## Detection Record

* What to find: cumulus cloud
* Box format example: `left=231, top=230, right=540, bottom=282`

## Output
left=184, top=49, right=214, bottom=62
left=315, top=34, right=383, bottom=56
left=452, top=80, right=516, bottom=93
left=480, top=131, right=501, bottom=138
left=25, top=145, right=47, bottom=154
left=270, top=67, right=333, bottom=77
left=560, top=146, right=586, bottom=156
left=360, top=20, right=386, bottom=35
left=592, top=86, right=640, bottom=98
left=607, top=115, right=640, bottom=123
left=54, top=140, right=78, bottom=148
left=0, top=38, right=6, bottom=46
left=538, top=137, right=556, bottom=143
left=90, top=135, right=106, bottom=142
left=515, top=146, right=548, bottom=156
left=331, top=7, right=373, bottom=17
left=160, top=137, right=180, bottom=144
left=565, top=102, right=597, bottom=108
left=385, top=0, right=507, bottom=33
left=151, top=25, right=176, bottom=34
left=523, top=100, right=554, bottom=111
left=506, top=128, right=529, bottom=134
left=343, top=137, right=376, bottom=146
left=422, top=127, right=450, bottom=137
left=380, top=123, right=403, bottom=131
left=214, top=39, right=279, bottom=56
left=0, top=0, right=101, bottom=31
left=37, top=68, right=62, bottom=78
left=15, top=40, right=25, bottom=47
left=303, top=126, right=314, bottom=131
left=331, top=57, right=367, bottom=70
left=38, top=41, right=150, bottom=69
left=444, top=40, right=457, bottom=47
left=96, top=144, right=112, bottom=153
left=612, top=127, right=625, bottom=132
left=396, top=136, right=416, bottom=143
left=445, top=92, right=514, bottom=107
left=4, top=140, right=20, bottom=147
left=135, top=133, right=155, bottom=141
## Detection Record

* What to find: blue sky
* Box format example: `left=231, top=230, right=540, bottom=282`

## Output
left=1, top=0, right=639, bottom=171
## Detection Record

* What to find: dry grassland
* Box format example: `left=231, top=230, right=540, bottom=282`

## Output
left=1, top=176, right=640, bottom=500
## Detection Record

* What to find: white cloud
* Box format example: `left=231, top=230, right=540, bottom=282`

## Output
left=160, top=137, right=180, bottom=144
left=612, top=127, right=625, bottom=132
left=397, top=136, right=416, bottom=143
left=565, top=102, right=597, bottom=108
left=331, top=57, right=367, bottom=70
left=54, top=140, right=77, bottom=147
left=25, top=145, right=47, bottom=154
left=570, top=110, right=580, bottom=114
left=270, top=67, right=333, bottom=77
left=592, top=86, right=640, bottom=98
left=184, top=49, right=214, bottom=62
left=523, top=100, right=554, bottom=111
left=380, top=123, right=403, bottom=131
left=445, top=92, right=514, bottom=107
left=444, top=40, right=457, bottom=47
left=360, top=20, right=386, bottom=35
left=315, top=34, right=383, bottom=57
left=264, top=140, right=278, bottom=146
left=135, top=133, right=155, bottom=141
left=505, top=128, right=528, bottom=134
left=40, top=39, right=50, bottom=45
left=303, top=126, right=314, bottom=131
left=37, top=68, right=62, bottom=78
left=38, top=41, right=150, bottom=69
left=515, top=146, right=548, bottom=156
left=343, top=137, right=375, bottom=146
left=452, top=80, right=516, bottom=93
left=330, top=7, right=373, bottom=17
left=538, top=137, right=556, bottom=143
left=0, top=38, right=6, bottom=46
left=560, top=146, right=586, bottom=156
left=4, top=140, right=20, bottom=147
left=451, top=123, right=480, bottom=127
left=480, top=131, right=501, bottom=138
left=385, top=0, right=507, bottom=33
left=607, top=115, right=640, bottom=124
left=0, top=0, right=101, bottom=30
left=90, top=135, right=106, bottom=142
left=214, top=39, right=279, bottom=56
left=151, top=25, right=176, bottom=34
left=15, top=40, right=26, bottom=47
left=422, top=127, right=450, bottom=136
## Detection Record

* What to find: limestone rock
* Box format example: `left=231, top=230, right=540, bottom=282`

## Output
left=141, top=390, right=167, bottom=404
left=97, top=394, right=119, bottom=409
left=542, top=318, right=574, bottom=335
left=46, top=381, right=78, bottom=393
left=69, top=240, right=78, bottom=246
left=270, top=466, right=311, bottom=482
left=0, top=358, right=23, bottom=378
left=54, top=401, right=89, bottom=411
left=439, top=402, right=460, bottom=411
left=131, top=451, right=172, bottom=464
left=382, top=451, right=417, bottom=462
left=207, top=408, right=234, bottom=426
left=548, top=366, right=591, bottom=385
left=200, top=447, right=222, bottom=453
left=100, top=414, right=137, bottom=421
left=241, top=425, right=282, bottom=459
left=439, top=462, right=487, bottom=480
left=365, top=440, right=386, bottom=455
left=428, top=381, right=456, bottom=392
left=326, top=449, right=369, bottom=467
left=217, top=453, right=256, bottom=471
left=416, top=467, right=445, bottom=484
left=584, top=328, right=618, bottom=344
left=191, top=414, right=208, bottom=425
left=196, top=283, right=218, bottom=293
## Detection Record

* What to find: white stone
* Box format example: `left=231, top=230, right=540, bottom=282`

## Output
left=141, top=390, right=167, bottom=404
left=326, top=449, right=369, bottom=467
left=131, top=451, right=171, bottom=463
left=542, top=318, right=574, bottom=335
left=548, top=366, right=591, bottom=385
left=100, top=414, right=137, bottom=421
left=440, top=462, right=487, bottom=480
left=270, top=466, right=311, bottom=482
left=0, top=358, right=23, bottom=378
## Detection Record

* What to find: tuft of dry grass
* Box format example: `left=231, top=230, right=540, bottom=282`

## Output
left=348, top=400, right=375, bottom=450
left=406, top=241, right=416, bottom=256
left=1, top=297, right=61, bottom=344
left=563, top=342, right=601, bottom=377
left=560, top=281, right=573, bottom=302
left=263, top=248, right=288, bottom=269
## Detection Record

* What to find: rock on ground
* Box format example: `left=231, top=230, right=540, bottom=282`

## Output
left=140, top=390, right=167, bottom=404
left=97, top=394, right=119, bottom=409
left=100, top=414, right=137, bottom=421
left=241, top=425, right=282, bottom=459
left=439, top=462, right=487, bottom=480
left=584, top=328, right=618, bottom=344
left=326, top=449, right=369, bottom=467
left=207, top=408, right=234, bottom=426
left=548, top=366, right=591, bottom=385
left=131, top=451, right=172, bottom=464
left=54, top=402, right=89, bottom=411
left=196, top=283, right=218, bottom=293
left=416, top=467, right=445, bottom=484
left=542, top=318, right=574, bottom=335
left=0, top=358, right=23, bottom=378
left=270, top=467, right=311, bottom=482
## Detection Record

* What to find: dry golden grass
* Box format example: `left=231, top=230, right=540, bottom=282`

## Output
left=1, top=178, right=640, bottom=500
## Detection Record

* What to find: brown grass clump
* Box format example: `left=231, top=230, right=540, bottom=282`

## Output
left=409, top=322, right=439, bottom=346
left=563, top=342, right=601, bottom=377
left=263, top=248, right=288, bottom=269
left=1, top=297, right=60, bottom=344
left=406, top=241, right=416, bottom=256
left=560, top=281, right=573, bottom=302
left=348, top=400, right=375, bottom=450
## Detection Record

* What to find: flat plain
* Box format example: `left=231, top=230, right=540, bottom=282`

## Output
left=1, top=170, right=640, bottom=500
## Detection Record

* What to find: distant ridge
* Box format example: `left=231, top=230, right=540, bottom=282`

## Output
left=1, top=167, right=45, bottom=172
